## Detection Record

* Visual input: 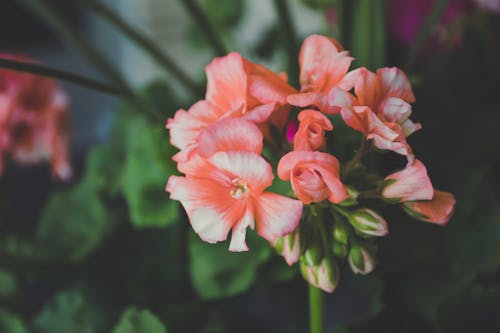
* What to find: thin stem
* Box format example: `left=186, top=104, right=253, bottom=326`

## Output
left=0, top=57, right=126, bottom=97
left=180, top=0, right=227, bottom=56
left=343, top=139, right=370, bottom=177
left=81, top=0, right=203, bottom=97
left=17, top=0, right=133, bottom=95
left=273, top=0, right=299, bottom=87
left=405, top=0, right=452, bottom=69
left=309, top=284, right=324, bottom=333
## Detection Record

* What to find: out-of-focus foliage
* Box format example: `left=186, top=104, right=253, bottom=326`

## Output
left=110, top=307, right=167, bottom=333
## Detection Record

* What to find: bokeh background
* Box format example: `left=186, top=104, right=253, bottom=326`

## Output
left=1, top=0, right=499, bottom=332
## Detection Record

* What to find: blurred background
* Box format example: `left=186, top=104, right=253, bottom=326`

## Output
left=0, top=0, right=499, bottom=332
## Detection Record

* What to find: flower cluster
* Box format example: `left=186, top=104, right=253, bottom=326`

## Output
left=166, top=35, right=455, bottom=292
left=0, top=54, right=71, bottom=180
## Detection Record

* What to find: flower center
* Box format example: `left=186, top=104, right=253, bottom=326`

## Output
left=230, top=178, right=249, bottom=199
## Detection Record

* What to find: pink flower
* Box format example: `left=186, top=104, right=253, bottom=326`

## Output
left=277, top=151, right=348, bottom=204
left=275, top=230, right=301, bottom=266
left=341, top=67, right=421, bottom=157
left=0, top=54, right=71, bottom=180
left=301, top=258, right=339, bottom=293
left=403, top=190, right=456, bottom=225
left=287, top=35, right=356, bottom=114
left=293, top=109, right=333, bottom=151
left=167, top=52, right=296, bottom=163
left=166, top=118, right=303, bottom=251
left=382, top=159, right=434, bottom=202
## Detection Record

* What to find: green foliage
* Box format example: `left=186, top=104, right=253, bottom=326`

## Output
left=188, top=231, right=272, bottom=299
left=33, top=290, right=106, bottom=333
left=36, top=179, right=117, bottom=262
left=0, top=268, right=17, bottom=299
left=0, top=310, right=27, bottom=333
left=111, top=307, right=167, bottom=333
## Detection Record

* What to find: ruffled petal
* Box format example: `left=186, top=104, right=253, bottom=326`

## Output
left=377, top=67, right=416, bottom=103
left=404, top=190, right=456, bottom=225
left=255, top=192, right=303, bottom=243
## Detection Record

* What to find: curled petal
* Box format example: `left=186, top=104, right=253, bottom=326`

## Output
left=404, top=190, right=456, bottom=225
left=383, top=159, right=434, bottom=202
left=378, top=67, right=416, bottom=104
left=294, top=109, right=333, bottom=151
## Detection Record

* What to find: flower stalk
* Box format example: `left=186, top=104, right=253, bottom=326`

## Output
left=309, top=284, right=324, bottom=333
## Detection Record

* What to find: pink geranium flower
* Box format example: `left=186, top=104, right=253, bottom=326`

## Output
left=287, top=35, right=356, bottom=114
left=166, top=118, right=303, bottom=251
left=167, top=52, right=297, bottom=163
left=0, top=54, right=71, bottom=180
left=278, top=150, right=348, bottom=204
left=341, top=67, right=421, bottom=157
left=293, top=109, right=333, bottom=151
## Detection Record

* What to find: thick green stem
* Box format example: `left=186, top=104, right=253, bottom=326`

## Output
left=81, top=0, right=203, bottom=97
left=180, top=0, right=227, bottom=56
left=405, top=0, right=452, bottom=69
left=0, top=57, right=126, bottom=97
left=309, top=284, right=325, bottom=333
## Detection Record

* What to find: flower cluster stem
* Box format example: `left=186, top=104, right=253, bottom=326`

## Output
left=309, top=284, right=325, bottom=333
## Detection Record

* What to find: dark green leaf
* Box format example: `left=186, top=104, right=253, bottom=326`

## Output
left=111, top=306, right=167, bottom=333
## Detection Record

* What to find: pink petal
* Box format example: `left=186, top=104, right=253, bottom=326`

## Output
left=404, top=190, right=456, bottom=225
left=255, top=192, right=303, bottom=243
left=208, top=151, right=274, bottom=193
left=198, top=118, right=263, bottom=157
left=377, top=67, right=416, bottom=103
left=206, top=52, right=247, bottom=111
left=383, top=159, right=434, bottom=202
left=229, top=205, right=255, bottom=252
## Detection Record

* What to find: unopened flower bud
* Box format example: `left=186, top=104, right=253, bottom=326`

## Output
left=300, top=257, right=339, bottom=293
left=348, top=209, right=389, bottom=237
left=276, top=231, right=301, bottom=266
left=302, top=241, right=324, bottom=267
left=332, top=242, right=347, bottom=259
left=332, top=221, right=349, bottom=244
left=348, top=243, right=375, bottom=275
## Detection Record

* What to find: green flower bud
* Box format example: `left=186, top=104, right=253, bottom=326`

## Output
left=338, top=187, right=360, bottom=207
left=332, top=242, right=347, bottom=259
left=333, top=221, right=350, bottom=245
left=348, top=209, right=388, bottom=237
left=348, top=243, right=375, bottom=275
left=300, top=257, right=339, bottom=293
left=302, top=241, right=324, bottom=267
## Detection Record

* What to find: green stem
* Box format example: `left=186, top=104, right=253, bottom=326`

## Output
left=405, top=0, right=452, bottom=69
left=273, top=0, right=299, bottom=87
left=0, top=57, right=126, bottom=97
left=309, top=284, right=325, bottom=333
left=180, top=0, right=227, bottom=56
left=343, top=140, right=370, bottom=177
left=81, top=0, right=203, bottom=97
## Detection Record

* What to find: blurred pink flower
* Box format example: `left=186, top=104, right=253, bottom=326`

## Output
left=0, top=54, right=71, bottom=180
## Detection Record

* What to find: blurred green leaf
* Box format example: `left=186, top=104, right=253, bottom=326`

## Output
left=34, top=290, right=104, bottom=333
left=36, top=180, right=116, bottom=262
left=0, top=309, right=27, bottom=333
left=118, top=111, right=179, bottom=228
left=189, top=231, right=272, bottom=299
left=0, top=268, right=17, bottom=299
left=110, top=306, right=167, bottom=333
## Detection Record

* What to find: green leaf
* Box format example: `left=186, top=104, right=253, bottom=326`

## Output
left=36, top=181, right=116, bottom=262
left=0, top=310, right=27, bottom=333
left=0, top=268, right=17, bottom=299
left=188, top=231, right=272, bottom=299
left=33, top=290, right=104, bottom=333
left=111, top=307, right=167, bottom=333
left=118, top=112, right=179, bottom=228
